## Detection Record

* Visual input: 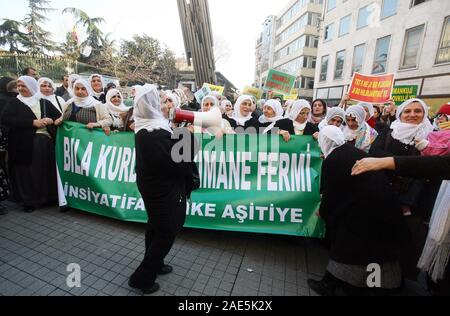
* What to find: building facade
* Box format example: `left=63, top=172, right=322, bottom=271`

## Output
left=254, top=0, right=324, bottom=100
left=314, top=0, right=450, bottom=111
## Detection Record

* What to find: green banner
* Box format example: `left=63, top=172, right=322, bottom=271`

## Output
left=56, top=122, right=325, bottom=238
left=264, top=69, right=296, bottom=96
left=392, top=85, right=418, bottom=106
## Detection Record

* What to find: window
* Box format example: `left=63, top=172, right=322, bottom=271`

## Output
left=436, top=16, right=450, bottom=64
left=334, top=50, right=346, bottom=79
left=300, top=77, right=315, bottom=90
left=381, top=0, right=398, bottom=19
left=352, top=44, right=365, bottom=75
left=339, top=15, right=351, bottom=37
left=324, top=23, right=334, bottom=41
left=357, top=5, right=371, bottom=29
left=400, top=25, right=424, bottom=69
left=327, top=0, right=336, bottom=12
left=320, top=55, right=329, bottom=81
left=372, top=36, right=391, bottom=74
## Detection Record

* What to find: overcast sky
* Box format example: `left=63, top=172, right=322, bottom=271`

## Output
left=1, top=0, right=286, bottom=88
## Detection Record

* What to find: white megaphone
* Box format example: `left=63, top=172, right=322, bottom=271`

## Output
left=170, top=106, right=223, bottom=129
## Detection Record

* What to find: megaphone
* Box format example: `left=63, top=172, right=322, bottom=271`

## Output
left=170, top=107, right=223, bottom=129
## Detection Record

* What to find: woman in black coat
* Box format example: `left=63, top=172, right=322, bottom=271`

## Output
left=308, top=126, right=408, bottom=296
left=128, top=84, right=197, bottom=295
left=1, top=76, right=61, bottom=212
left=269, top=100, right=319, bottom=141
left=224, top=95, right=260, bottom=134
left=89, top=74, right=106, bottom=103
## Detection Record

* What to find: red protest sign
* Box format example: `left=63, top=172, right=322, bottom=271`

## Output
left=349, top=73, right=395, bottom=103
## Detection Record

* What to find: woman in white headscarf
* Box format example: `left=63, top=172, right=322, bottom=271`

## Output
left=308, top=125, right=407, bottom=296
left=224, top=95, right=260, bottom=134
left=67, top=74, right=81, bottom=99
left=106, top=89, right=134, bottom=132
left=56, top=79, right=112, bottom=135
left=197, top=95, right=234, bottom=135
left=221, top=100, right=233, bottom=118
left=278, top=100, right=319, bottom=137
left=359, top=102, right=377, bottom=129
left=344, top=105, right=378, bottom=153
left=1, top=76, right=61, bottom=212
left=258, top=99, right=284, bottom=134
left=130, top=84, right=197, bottom=295
left=89, top=74, right=106, bottom=103
left=37, top=77, right=67, bottom=114
left=319, top=107, right=346, bottom=131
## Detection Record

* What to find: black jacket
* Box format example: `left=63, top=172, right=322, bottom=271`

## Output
left=224, top=116, right=260, bottom=134
left=1, top=98, right=61, bottom=165
left=272, top=119, right=319, bottom=136
left=395, top=155, right=450, bottom=180
left=320, top=144, right=408, bottom=265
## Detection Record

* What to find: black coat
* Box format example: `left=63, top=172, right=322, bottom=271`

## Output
left=320, top=144, right=408, bottom=265
left=395, top=155, right=450, bottom=180
left=1, top=98, right=61, bottom=165
left=370, top=128, right=420, bottom=158
left=224, top=116, right=260, bottom=134
left=135, top=129, right=196, bottom=221
left=272, top=118, right=319, bottom=136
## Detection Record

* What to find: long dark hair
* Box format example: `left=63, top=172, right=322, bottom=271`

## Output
left=312, top=99, right=327, bottom=116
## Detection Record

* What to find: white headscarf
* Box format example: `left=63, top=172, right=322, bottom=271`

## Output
left=344, top=105, right=366, bottom=141
left=17, top=76, right=39, bottom=108
left=106, top=89, right=129, bottom=129
left=201, top=95, right=219, bottom=112
left=319, top=125, right=346, bottom=158
left=359, top=102, right=375, bottom=120
left=391, top=98, right=434, bottom=145
left=134, top=84, right=172, bottom=134
left=259, top=99, right=284, bottom=124
left=166, top=93, right=181, bottom=109
left=37, top=77, right=65, bottom=113
left=344, top=105, right=378, bottom=152
left=68, top=74, right=81, bottom=98
left=89, top=74, right=105, bottom=98
left=68, top=79, right=100, bottom=109
left=319, top=107, right=346, bottom=131
left=288, top=100, right=311, bottom=132
left=232, top=95, right=254, bottom=126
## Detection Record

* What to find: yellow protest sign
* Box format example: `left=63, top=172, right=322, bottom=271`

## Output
left=243, top=86, right=263, bottom=100
left=284, top=89, right=299, bottom=101
left=203, top=83, right=225, bottom=95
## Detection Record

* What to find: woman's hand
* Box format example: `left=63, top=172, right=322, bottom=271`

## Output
left=42, top=118, right=54, bottom=126
left=339, top=93, right=351, bottom=110
left=33, top=119, right=46, bottom=129
left=279, top=130, right=291, bottom=143
left=313, top=132, right=319, bottom=141
left=129, top=123, right=135, bottom=131
left=351, top=157, right=395, bottom=176
left=186, top=125, right=195, bottom=134
left=385, top=99, right=396, bottom=116
left=54, top=118, right=63, bottom=126
left=103, top=126, right=111, bottom=136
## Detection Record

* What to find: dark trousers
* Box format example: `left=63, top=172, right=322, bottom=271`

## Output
left=131, top=191, right=186, bottom=287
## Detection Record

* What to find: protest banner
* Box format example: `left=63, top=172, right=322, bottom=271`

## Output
left=392, top=85, right=419, bottom=106
left=203, top=83, right=225, bottom=95
left=243, top=86, right=263, bottom=100
left=349, top=73, right=395, bottom=103
left=56, top=122, right=325, bottom=238
left=284, top=89, right=299, bottom=101
left=263, top=69, right=296, bottom=96
left=194, top=85, right=212, bottom=104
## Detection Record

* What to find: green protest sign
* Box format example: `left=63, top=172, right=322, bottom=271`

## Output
left=392, top=85, right=418, bottom=106
left=56, top=122, right=325, bottom=238
left=264, top=69, right=296, bottom=96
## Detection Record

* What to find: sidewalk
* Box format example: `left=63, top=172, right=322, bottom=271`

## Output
left=0, top=201, right=428, bottom=296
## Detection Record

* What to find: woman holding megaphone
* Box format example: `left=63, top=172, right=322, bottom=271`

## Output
left=129, top=84, right=197, bottom=295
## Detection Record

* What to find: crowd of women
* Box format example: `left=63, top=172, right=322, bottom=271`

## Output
left=0, top=71, right=449, bottom=296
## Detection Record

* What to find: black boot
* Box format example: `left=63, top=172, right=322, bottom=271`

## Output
left=158, top=264, right=173, bottom=275
left=0, top=204, right=8, bottom=215
left=307, top=272, right=338, bottom=296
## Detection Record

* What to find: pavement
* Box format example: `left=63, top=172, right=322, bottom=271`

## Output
left=0, top=201, right=429, bottom=296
